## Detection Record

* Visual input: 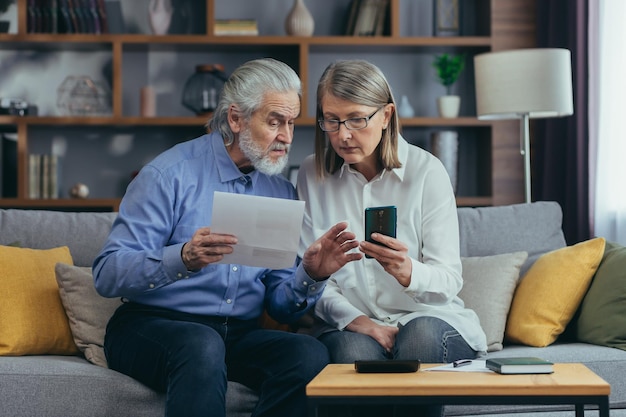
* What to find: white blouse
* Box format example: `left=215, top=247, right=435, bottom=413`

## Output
left=297, top=136, right=487, bottom=352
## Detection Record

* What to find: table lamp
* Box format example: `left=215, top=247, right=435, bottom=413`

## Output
left=474, top=48, right=574, bottom=203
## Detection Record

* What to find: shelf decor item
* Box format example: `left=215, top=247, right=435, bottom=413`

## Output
left=431, top=130, right=459, bottom=193
left=474, top=48, right=573, bottom=203
left=397, top=95, right=415, bottom=118
left=0, top=0, right=14, bottom=33
left=432, top=53, right=465, bottom=118
left=56, top=76, right=111, bottom=116
left=140, top=86, right=156, bottom=117
left=285, top=0, right=314, bottom=36
left=433, top=0, right=460, bottom=37
left=181, top=64, right=228, bottom=115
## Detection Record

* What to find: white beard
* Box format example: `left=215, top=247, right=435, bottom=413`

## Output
left=237, top=127, right=290, bottom=176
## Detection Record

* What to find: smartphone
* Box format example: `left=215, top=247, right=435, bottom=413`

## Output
left=364, top=205, right=397, bottom=258
left=354, top=360, right=420, bottom=373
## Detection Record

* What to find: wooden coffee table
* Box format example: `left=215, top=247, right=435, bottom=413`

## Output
left=306, top=363, right=611, bottom=417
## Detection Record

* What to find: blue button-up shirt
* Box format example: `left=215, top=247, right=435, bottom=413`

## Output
left=93, top=133, right=325, bottom=323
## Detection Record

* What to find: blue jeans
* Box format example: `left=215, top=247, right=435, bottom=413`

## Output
left=319, top=316, right=478, bottom=417
left=104, top=302, right=329, bottom=417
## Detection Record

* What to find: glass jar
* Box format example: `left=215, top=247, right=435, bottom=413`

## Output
left=181, top=64, right=228, bottom=115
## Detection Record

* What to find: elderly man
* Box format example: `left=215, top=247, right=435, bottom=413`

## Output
left=94, top=58, right=360, bottom=417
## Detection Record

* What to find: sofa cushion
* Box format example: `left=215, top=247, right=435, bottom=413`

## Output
left=55, top=263, right=123, bottom=367
left=459, top=251, right=528, bottom=352
left=457, top=201, right=566, bottom=275
left=0, top=245, right=79, bottom=355
left=505, top=237, right=606, bottom=347
left=0, top=209, right=118, bottom=267
left=577, top=241, right=626, bottom=351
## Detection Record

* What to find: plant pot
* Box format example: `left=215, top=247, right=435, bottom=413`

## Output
left=437, top=95, right=460, bottom=118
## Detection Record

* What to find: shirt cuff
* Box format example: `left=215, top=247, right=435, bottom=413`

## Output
left=163, top=242, right=193, bottom=281
left=295, top=263, right=326, bottom=297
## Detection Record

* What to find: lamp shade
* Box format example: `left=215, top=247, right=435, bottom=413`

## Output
left=474, top=48, right=574, bottom=120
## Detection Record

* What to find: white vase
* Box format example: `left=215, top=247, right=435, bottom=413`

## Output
left=437, top=95, right=461, bottom=118
left=285, top=0, right=315, bottom=37
left=431, top=131, right=459, bottom=193
left=398, top=95, right=415, bottom=118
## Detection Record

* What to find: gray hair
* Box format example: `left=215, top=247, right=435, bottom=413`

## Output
left=208, top=58, right=302, bottom=145
left=314, top=59, right=401, bottom=177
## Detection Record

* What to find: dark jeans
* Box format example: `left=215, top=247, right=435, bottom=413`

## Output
left=319, top=316, right=478, bottom=417
left=104, top=302, right=329, bottom=417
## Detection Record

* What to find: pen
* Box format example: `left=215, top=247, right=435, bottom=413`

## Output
left=453, top=359, right=472, bottom=368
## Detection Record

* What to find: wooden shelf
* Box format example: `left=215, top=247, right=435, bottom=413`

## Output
left=0, top=0, right=536, bottom=210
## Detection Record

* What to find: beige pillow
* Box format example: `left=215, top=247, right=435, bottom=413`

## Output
left=459, top=251, right=528, bottom=352
left=505, top=237, right=606, bottom=347
left=0, top=245, right=78, bottom=355
left=55, top=263, right=123, bottom=367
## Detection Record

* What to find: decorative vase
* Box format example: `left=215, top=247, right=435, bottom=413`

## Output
left=181, top=64, right=228, bottom=115
left=431, top=131, right=459, bottom=193
left=437, top=95, right=460, bottom=118
left=285, top=0, right=314, bottom=37
left=140, top=86, right=156, bottom=117
left=398, top=95, right=415, bottom=118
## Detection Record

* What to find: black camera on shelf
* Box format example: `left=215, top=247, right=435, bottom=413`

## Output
left=0, top=98, right=38, bottom=116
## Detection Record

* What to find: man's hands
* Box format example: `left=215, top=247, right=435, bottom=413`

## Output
left=302, top=222, right=362, bottom=281
left=346, top=315, right=399, bottom=353
left=181, top=227, right=237, bottom=271
left=360, top=233, right=412, bottom=287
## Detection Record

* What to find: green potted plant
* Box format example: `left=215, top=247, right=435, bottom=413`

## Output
left=432, top=53, right=465, bottom=118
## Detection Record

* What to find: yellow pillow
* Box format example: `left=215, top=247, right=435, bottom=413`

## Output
left=505, top=237, right=606, bottom=347
left=0, top=245, right=79, bottom=355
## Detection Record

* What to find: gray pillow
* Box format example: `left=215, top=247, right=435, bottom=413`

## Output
left=54, top=263, right=123, bottom=367
left=459, top=251, right=528, bottom=352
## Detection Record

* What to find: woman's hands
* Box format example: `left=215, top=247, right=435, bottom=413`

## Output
left=360, top=233, right=413, bottom=287
left=346, top=315, right=399, bottom=353
left=302, top=221, right=362, bottom=280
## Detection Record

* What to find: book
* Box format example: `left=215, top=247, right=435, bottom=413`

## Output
left=345, top=0, right=361, bottom=35
left=486, top=357, right=554, bottom=374
left=1, top=133, right=17, bottom=198
left=352, top=0, right=378, bottom=36
left=214, top=19, right=258, bottom=36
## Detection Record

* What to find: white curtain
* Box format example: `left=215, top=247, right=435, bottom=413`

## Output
left=591, top=0, right=626, bottom=245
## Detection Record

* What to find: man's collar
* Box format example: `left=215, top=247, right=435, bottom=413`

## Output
left=212, top=133, right=257, bottom=183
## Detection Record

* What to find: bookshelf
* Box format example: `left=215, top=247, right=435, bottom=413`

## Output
left=0, top=0, right=536, bottom=211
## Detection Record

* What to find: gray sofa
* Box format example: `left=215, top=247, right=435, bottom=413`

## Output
left=1, top=201, right=625, bottom=417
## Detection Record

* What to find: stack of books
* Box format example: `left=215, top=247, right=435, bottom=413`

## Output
left=28, top=154, right=61, bottom=199
left=27, top=0, right=109, bottom=34
left=214, top=19, right=258, bottom=36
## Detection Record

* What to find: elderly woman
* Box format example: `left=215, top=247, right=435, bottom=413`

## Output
left=297, top=59, right=487, bottom=417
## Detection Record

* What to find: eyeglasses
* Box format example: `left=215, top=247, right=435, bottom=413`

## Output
left=318, top=106, right=384, bottom=132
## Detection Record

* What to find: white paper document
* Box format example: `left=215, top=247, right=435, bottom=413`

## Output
left=210, top=191, right=305, bottom=269
left=423, top=360, right=493, bottom=373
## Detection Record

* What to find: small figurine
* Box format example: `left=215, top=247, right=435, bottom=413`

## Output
left=69, top=183, right=89, bottom=199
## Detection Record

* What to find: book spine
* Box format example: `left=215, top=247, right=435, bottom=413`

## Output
left=49, top=0, right=59, bottom=34
left=59, top=0, right=73, bottom=33
left=96, top=0, right=108, bottom=33
left=88, top=0, right=101, bottom=34
left=28, top=154, right=41, bottom=199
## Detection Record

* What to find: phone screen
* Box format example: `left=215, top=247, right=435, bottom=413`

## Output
left=364, top=206, right=397, bottom=258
